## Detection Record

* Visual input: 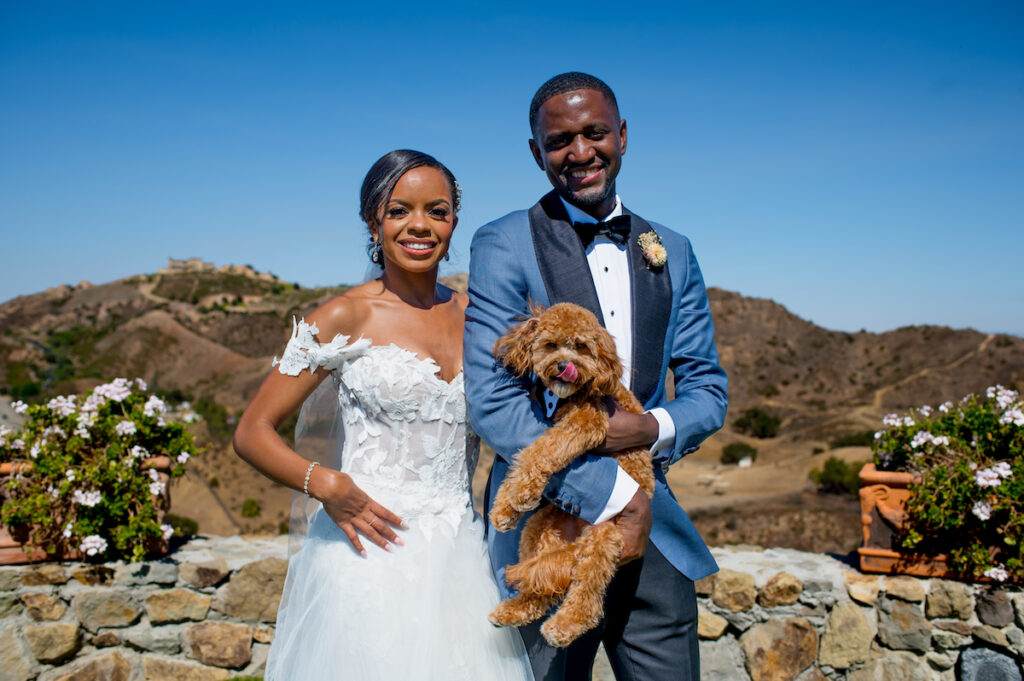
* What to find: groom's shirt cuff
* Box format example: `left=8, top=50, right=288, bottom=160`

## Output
left=594, top=467, right=640, bottom=523
left=647, top=407, right=676, bottom=457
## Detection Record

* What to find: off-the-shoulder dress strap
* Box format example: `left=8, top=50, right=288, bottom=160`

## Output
left=272, top=317, right=372, bottom=376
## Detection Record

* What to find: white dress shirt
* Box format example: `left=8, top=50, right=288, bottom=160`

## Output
left=558, top=196, right=677, bottom=522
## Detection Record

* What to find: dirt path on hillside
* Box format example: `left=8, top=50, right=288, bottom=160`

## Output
left=871, top=333, right=995, bottom=409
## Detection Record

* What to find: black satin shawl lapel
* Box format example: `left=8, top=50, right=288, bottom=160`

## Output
left=528, top=191, right=605, bottom=325
left=623, top=206, right=673, bottom=405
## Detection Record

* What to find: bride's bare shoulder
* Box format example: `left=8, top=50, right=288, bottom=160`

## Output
left=305, top=282, right=381, bottom=341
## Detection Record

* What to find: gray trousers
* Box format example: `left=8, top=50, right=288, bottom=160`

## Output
left=518, top=543, right=699, bottom=681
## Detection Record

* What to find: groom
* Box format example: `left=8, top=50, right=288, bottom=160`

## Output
left=464, top=72, right=728, bottom=681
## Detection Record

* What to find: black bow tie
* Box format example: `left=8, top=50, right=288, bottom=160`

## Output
left=572, top=214, right=631, bottom=248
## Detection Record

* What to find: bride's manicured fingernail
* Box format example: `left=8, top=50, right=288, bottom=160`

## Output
left=394, top=537, right=405, bottom=546
left=359, top=549, right=367, bottom=558
left=400, top=521, right=409, bottom=530
left=384, top=544, right=393, bottom=552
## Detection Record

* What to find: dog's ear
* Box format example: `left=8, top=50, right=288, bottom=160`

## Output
left=494, top=315, right=540, bottom=377
left=592, top=326, right=624, bottom=395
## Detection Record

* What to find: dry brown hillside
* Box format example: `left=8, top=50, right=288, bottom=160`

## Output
left=2, top=263, right=1022, bottom=550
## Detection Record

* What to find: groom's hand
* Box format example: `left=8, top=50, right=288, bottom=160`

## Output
left=592, top=398, right=659, bottom=455
left=615, top=488, right=652, bottom=564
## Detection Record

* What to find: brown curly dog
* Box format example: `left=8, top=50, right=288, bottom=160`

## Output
left=488, top=302, right=655, bottom=648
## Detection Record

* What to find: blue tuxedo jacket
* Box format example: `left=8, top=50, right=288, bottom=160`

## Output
left=464, top=191, right=727, bottom=595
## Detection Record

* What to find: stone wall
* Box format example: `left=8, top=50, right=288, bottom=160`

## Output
left=1, top=538, right=1022, bottom=681
left=0, top=536, right=287, bottom=681
left=699, top=547, right=1023, bottom=681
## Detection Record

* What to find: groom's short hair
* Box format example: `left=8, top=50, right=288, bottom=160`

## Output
left=529, top=72, right=620, bottom=135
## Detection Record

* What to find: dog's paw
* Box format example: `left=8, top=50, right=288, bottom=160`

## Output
left=489, top=506, right=521, bottom=532
left=489, top=600, right=537, bottom=628
left=541, top=617, right=588, bottom=648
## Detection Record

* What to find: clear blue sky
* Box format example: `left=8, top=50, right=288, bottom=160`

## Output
left=2, top=1, right=1022, bottom=335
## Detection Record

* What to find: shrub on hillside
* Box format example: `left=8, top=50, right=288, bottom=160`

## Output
left=808, top=457, right=863, bottom=496
left=829, top=430, right=875, bottom=449
left=241, top=498, right=261, bottom=518
left=733, top=407, right=781, bottom=439
left=721, top=442, right=757, bottom=465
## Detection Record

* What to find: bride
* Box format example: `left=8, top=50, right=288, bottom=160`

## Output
left=233, top=150, right=533, bottom=680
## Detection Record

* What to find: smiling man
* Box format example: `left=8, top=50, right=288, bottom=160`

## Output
left=464, top=72, right=728, bottom=681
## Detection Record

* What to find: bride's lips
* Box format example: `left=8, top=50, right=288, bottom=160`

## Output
left=398, top=239, right=438, bottom=256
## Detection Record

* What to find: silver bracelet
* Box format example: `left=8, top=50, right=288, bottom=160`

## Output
left=303, top=461, right=320, bottom=497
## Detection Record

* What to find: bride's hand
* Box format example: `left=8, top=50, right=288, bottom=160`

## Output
left=319, top=470, right=406, bottom=557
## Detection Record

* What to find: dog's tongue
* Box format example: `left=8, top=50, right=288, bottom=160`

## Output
left=556, top=362, right=579, bottom=383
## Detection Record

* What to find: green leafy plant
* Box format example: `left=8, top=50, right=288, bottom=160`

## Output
left=721, top=442, right=757, bottom=465
left=241, top=498, right=261, bottom=518
left=808, top=457, right=864, bottom=496
left=0, top=379, right=199, bottom=561
left=873, top=385, right=1024, bottom=583
left=733, top=407, right=780, bottom=439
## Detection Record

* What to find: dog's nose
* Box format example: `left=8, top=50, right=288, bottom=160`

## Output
left=557, top=361, right=569, bottom=373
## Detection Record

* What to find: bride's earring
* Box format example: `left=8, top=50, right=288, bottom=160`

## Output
left=371, top=240, right=383, bottom=264
left=443, top=251, right=450, bottom=262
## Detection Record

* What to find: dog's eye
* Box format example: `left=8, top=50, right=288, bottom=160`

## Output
left=575, top=342, right=587, bottom=351
left=545, top=342, right=558, bottom=350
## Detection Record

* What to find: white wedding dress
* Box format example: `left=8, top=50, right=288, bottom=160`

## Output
left=264, top=320, right=533, bottom=681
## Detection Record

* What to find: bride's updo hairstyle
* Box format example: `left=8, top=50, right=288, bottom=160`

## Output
left=359, top=150, right=461, bottom=259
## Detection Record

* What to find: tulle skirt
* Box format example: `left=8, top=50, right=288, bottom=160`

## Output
left=265, top=504, right=534, bottom=681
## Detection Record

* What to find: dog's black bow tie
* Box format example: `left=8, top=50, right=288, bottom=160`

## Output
left=572, top=215, right=631, bottom=248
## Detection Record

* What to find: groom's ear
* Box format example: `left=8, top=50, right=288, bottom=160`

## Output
left=494, top=316, right=539, bottom=377
left=528, top=138, right=545, bottom=171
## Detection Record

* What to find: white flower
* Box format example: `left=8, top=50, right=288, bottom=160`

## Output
left=1000, top=407, right=1024, bottom=427
left=47, top=395, right=77, bottom=417
left=135, top=377, right=148, bottom=391
left=918, top=405, right=933, bottom=417
left=11, top=400, right=28, bottom=415
left=156, top=416, right=167, bottom=428
left=93, top=378, right=131, bottom=402
left=62, top=523, right=73, bottom=538
left=911, top=431, right=933, bottom=449
left=129, top=445, right=149, bottom=460
left=72, top=489, right=102, bottom=507
left=931, top=435, right=950, bottom=447
left=29, top=443, right=41, bottom=459
left=149, top=480, right=166, bottom=496
left=177, top=451, right=191, bottom=464
left=10, top=438, right=24, bottom=450
left=115, top=420, right=137, bottom=437
left=994, top=386, right=1018, bottom=410
left=161, top=524, right=174, bottom=540
left=984, top=566, right=1008, bottom=582
left=874, top=431, right=883, bottom=440
left=143, top=395, right=166, bottom=417
left=79, top=535, right=108, bottom=556
left=882, top=413, right=901, bottom=427
left=42, top=425, right=66, bottom=440
left=938, top=401, right=953, bottom=413
left=47, top=485, right=59, bottom=499
left=182, top=411, right=199, bottom=424
left=65, top=469, right=76, bottom=481
left=148, top=468, right=160, bottom=482
left=974, top=464, right=1011, bottom=488
left=0, top=425, right=10, bottom=440
left=902, top=416, right=915, bottom=427
left=81, top=393, right=106, bottom=413
left=987, top=386, right=998, bottom=399
left=972, top=501, right=992, bottom=521
left=74, top=427, right=91, bottom=440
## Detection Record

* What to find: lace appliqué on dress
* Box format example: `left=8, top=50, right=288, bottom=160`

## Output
left=273, top=317, right=372, bottom=376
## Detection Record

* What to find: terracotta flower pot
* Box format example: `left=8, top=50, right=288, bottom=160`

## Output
left=857, top=462, right=955, bottom=577
left=0, top=457, right=172, bottom=565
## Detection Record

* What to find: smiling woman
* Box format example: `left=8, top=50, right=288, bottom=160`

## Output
left=231, top=150, right=533, bottom=680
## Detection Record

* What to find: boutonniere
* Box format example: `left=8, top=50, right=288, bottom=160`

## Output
left=637, top=230, right=667, bottom=269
